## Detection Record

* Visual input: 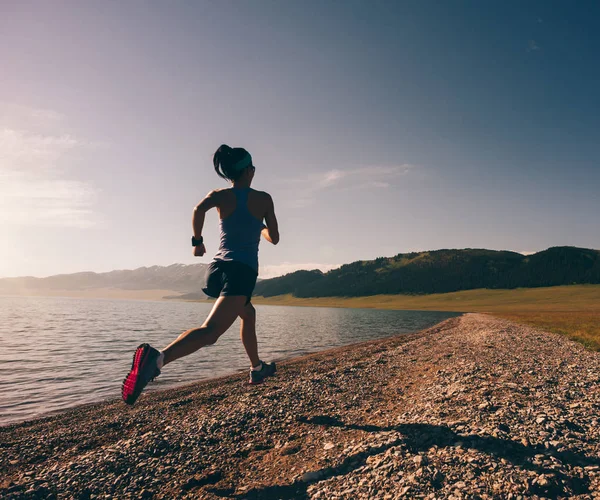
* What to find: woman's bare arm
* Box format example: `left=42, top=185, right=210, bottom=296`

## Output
left=262, top=194, right=279, bottom=245
left=192, top=191, right=220, bottom=256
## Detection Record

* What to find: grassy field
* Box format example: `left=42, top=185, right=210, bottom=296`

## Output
left=252, top=285, right=600, bottom=350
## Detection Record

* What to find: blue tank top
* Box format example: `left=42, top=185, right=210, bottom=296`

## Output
left=213, top=187, right=264, bottom=272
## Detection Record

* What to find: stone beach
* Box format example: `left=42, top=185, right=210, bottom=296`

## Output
left=2, top=313, right=600, bottom=499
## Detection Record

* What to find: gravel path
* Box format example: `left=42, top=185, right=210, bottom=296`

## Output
left=2, top=313, right=600, bottom=499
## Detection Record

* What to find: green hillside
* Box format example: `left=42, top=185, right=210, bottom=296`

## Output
left=254, top=246, right=600, bottom=298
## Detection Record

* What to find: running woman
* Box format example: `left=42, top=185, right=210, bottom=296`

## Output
left=122, top=145, right=280, bottom=405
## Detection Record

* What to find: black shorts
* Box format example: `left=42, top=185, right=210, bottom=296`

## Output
left=202, top=260, right=258, bottom=304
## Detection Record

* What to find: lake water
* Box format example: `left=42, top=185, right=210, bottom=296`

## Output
left=0, top=296, right=459, bottom=425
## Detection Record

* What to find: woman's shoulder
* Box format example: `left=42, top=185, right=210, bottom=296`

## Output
left=210, top=187, right=235, bottom=198
left=249, top=188, right=272, bottom=200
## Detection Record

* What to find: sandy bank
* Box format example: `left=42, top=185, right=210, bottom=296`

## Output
left=2, top=314, right=600, bottom=499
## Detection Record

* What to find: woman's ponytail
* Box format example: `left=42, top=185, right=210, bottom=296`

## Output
left=213, top=144, right=233, bottom=180
left=212, top=144, right=252, bottom=181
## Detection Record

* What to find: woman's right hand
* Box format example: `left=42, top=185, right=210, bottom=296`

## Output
left=193, top=244, right=206, bottom=257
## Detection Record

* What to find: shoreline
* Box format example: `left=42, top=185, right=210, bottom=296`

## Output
left=0, top=310, right=459, bottom=428
left=251, top=286, right=600, bottom=350
left=2, top=314, right=600, bottom=498
left=1, top=314, right=456, bottom=429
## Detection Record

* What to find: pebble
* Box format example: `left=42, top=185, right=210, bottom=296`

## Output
left=3, top=314, right=600, bottom=499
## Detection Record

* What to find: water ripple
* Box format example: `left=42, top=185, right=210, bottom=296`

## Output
left=0, top=296, right=458, bottom=425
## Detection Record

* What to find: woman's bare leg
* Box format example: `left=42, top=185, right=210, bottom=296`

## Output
left=161, top=295, right=247, bottom=366
left=239, top=302, right=260, bottom=367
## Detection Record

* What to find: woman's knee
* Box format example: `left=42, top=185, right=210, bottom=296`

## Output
left=240, top=303, right=256, bottom=322
left=200, top=295, right=247, bottom=343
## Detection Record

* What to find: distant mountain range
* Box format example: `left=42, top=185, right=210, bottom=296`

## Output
left=0, top=264, right=210, bottom=300
left=254, top=246, right=600, bottom=298
left=2, top=246, right=598, bottom=301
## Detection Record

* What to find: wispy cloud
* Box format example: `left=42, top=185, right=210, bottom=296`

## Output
left=313, top=164, right=415, bottom=190
left=0, top=107, right=99, bottom=228
left=527, top=40, right=540, bottom=52
left=1, top=128, right=78, bottom=167
left=282, top=164, right=416, bottom=207
left=319, top=169, right=346, bottom=188
left=260, top=262, right=340, bottom=279
left=0, top=102, right=65, bottom=129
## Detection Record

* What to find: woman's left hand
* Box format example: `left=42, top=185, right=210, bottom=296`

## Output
left=193, top=244, right=206, bottom=257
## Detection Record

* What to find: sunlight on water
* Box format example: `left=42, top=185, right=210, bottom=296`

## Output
left=0, top=296, right=458, bottom=425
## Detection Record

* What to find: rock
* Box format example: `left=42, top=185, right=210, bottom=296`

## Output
left=281, top=444, right=301, bottom=455
left=301, top=471, right=324, bottom=483
left=180, top=470, right=222, bottom=491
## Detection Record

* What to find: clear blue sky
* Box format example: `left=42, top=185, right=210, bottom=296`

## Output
left=1, top=1, right=599, bottom=278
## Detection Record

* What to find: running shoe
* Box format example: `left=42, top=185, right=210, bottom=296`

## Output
left=249, top=361, right=276, bottom=385
left=122, top=343, right=161, bottom=405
